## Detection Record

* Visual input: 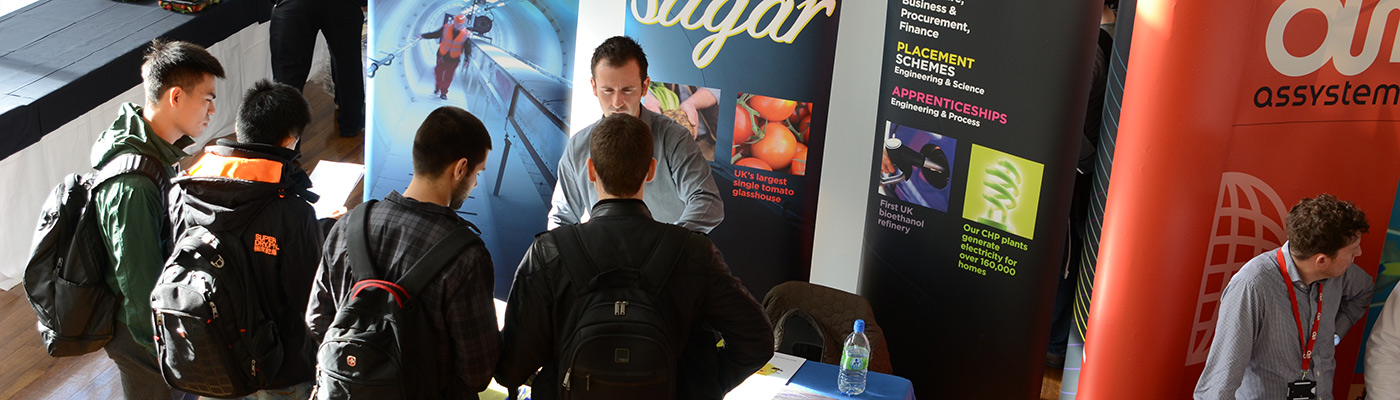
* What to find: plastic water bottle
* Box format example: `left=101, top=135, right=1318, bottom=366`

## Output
left=838, top=319, right=870, bottom=396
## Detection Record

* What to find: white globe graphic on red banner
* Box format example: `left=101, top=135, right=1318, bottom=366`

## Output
left=1186, top=172, right=1288, bottom=365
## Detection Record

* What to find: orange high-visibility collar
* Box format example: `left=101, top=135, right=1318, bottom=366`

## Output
left=187, top=153, right=283, bottom=184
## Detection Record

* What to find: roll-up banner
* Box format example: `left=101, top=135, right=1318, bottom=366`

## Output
left=1077, top=0, right=1400, bottom=398
left=1060, top=1, right=1139, bottom=398
left=859, top=0, right=1101, bottom=398
left=366, top=0, right=579, bottom=296
left=623, top=1, right=843, bottom=296
left=1361, top=194, right=1400, bottom=391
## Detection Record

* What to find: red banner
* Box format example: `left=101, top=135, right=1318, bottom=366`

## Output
left=1079, top=0, right=1400, bottom=398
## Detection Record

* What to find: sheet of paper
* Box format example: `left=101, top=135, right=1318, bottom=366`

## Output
left=760, top=352, right=806, bottom=383
left=773, top=389, right=841, bottom=400
left=725, top=352, right=809, bottom=400
left=307, top=161, right=365, bottom=219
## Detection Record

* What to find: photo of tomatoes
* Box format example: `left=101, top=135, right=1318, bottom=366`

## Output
left=753, top=122, right=799, bottom=170
left=748, top=95, right=797, bottom=121
left=733, top=104, right=754, bottom=146
left=731, top=92, right=816, bottom=176
left=735, top=157, right=773, bottom=171
left=792, top=145, right=808, bottom=176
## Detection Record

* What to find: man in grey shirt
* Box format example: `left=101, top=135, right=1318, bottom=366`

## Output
left=548, top=36, right=723, bottom=233
left=1196, top=194, right=1373, bottom=399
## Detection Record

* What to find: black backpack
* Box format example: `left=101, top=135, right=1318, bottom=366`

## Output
left=313, top=200, right=481, bottom=400
left=150, top=217, right=282, bottom=397
left=24, top=153, right=165, bottom=357
left=551, top=225, right=689, bottom=400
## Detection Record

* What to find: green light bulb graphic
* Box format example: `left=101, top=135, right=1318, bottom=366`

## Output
left=977, top=159, right=1022, bottom=230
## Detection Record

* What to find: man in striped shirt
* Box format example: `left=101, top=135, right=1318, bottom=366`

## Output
left=1195, top=194, right=1373, bottom=400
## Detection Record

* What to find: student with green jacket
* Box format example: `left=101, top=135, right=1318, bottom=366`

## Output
left=90, top=39, right=224, bottom=400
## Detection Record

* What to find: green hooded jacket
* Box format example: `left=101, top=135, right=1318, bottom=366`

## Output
left=90, top=102, right=193, bottom=354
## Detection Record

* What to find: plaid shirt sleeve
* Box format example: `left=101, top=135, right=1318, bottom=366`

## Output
left=305, top=217, right=349, bottom=342
left=443, top=244, right=502, bottom=393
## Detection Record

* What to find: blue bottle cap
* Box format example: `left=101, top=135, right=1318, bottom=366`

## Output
left=854, top=319, right=865, bottom=333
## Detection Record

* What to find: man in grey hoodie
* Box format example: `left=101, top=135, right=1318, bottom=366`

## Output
left=90, top=39, right=225, bottom=400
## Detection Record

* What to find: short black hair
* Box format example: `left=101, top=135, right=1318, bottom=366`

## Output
left=589, top=113, right=653, bottom=197
left=142, top=39, right=226, bottom=104
left=590, top=36, right=647, bottom=80
left=235, top=79, right=310, bottom=145
left=413, top=106, right=493, bottom=178
left=1286, top=193, right=1370, bottom=259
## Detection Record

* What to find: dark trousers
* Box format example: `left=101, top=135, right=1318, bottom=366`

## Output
left=434, top=55, right=461, bottom=96
left=1048, top=172, right=1094, bottom=356
left=1047, top=250, right=1079, bottom=356
left=270, top=0, right=365, bottom=135
left=104, top=321, right=189, bottom=400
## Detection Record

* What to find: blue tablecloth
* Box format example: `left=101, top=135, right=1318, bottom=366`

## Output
left=785, top=361, right=917, bottom=400
left=0, top=0, right=270, bottom=161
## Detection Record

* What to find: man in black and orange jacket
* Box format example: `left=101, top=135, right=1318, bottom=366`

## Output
left=168, top=79, right=324, bottom=398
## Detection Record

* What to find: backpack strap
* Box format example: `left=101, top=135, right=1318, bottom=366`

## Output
left=92, top=153, right=166, bottom=189
left=638, top=227, right=689, bottom=295
left=182, top=226, right=227, bottom=269
left=395, top=225, right=483, bottom=298
left=552, top=225, right=601, bottom=292
left=347, top=200, right=379, bottom=281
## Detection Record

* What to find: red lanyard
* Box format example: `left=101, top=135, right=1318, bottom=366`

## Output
left=1276, top=249, right=1324, bottom=375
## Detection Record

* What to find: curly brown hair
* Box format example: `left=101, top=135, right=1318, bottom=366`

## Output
left=1285, top=193, right=1369, bottom=259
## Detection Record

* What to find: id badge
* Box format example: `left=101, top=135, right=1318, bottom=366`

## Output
left=1287, top=379, right=1317, bottom=400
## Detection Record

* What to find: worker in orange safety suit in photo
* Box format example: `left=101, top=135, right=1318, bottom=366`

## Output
left=420, top=14, right=471, bottom=100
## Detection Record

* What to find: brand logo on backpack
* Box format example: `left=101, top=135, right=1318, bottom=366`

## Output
left=254, top=233, right=278, bottom=256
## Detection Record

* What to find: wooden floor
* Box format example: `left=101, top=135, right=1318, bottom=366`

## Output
left=0, top=85, right=1068, bottom=399
left=0, top=85, right=362, bottom=400
left=1042, top=366, right=1065, bottom=399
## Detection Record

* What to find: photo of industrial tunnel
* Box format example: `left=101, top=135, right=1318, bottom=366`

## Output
left=366, top=0, right=577, bottom=297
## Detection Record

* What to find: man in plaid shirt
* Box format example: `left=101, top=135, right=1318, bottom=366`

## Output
left=307, top=106, right=499, bottom=398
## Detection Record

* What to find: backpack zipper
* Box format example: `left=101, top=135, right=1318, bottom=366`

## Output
left=614, top=301, right=628, bottom=316
left=564, top=368, right=571, bottom=391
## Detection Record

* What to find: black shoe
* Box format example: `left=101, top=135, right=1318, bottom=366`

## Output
left=440, top=93, right=448, bottom=100
left=340, top=128, right=362, bottom=138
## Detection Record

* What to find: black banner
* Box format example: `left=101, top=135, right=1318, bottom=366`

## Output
left=859, top=0, right=1101, bottom=397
